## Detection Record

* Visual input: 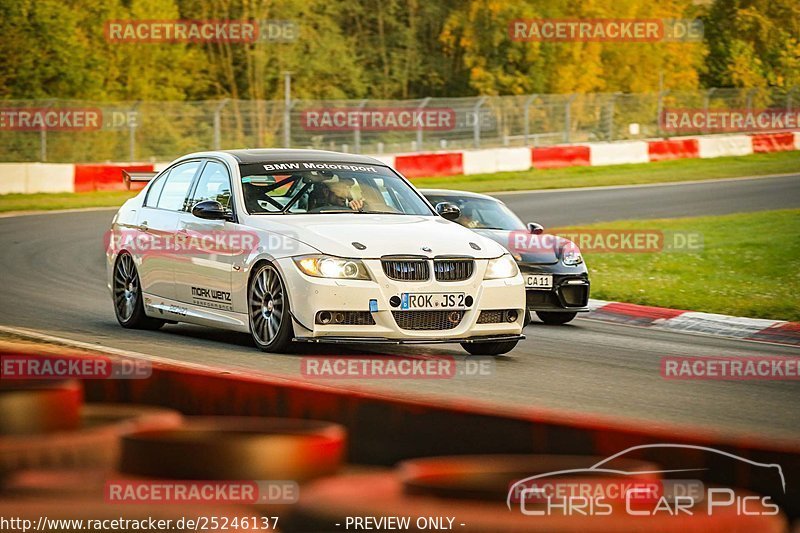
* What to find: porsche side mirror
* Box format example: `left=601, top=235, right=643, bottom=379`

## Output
left=192, top=200, right=231, bottom=221
left=528, top=222, right=544, bottom=234
left=435, top=202, right=461, bottom=221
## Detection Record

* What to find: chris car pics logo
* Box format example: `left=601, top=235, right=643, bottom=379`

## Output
left=507, top=444, right=784, bottom=517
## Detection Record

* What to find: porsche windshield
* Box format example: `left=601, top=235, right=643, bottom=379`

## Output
left=240, top=162, right=434, bottom=216
left=424, top=194, right=525, bottom=231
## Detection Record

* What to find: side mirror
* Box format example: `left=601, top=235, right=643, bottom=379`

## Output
left=435, top=202, right=461, bottom=221
left=192, top=200, right=231, bottom=221
left=527, top=222, right=544, bottom=235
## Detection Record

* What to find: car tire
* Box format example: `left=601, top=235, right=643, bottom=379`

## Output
left=460, top=340, right=518, bottom=356
left=112, top=253, right=165, bottom=330
left=248, top=262, right=295, bottom=353
left=536, top=311, right=578, bottom=325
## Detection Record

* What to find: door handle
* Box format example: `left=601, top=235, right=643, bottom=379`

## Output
left=137, top=221, right=149, bottom=232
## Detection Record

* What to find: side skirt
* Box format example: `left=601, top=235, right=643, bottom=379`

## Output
left=142, top=292, right=250, bottom=333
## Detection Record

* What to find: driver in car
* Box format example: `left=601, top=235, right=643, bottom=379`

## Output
left=458, top=206, right=481, bottom=228
left=309, top=178, right=365, bottom=211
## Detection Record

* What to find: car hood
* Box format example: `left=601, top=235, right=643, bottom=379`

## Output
left=244, top=214, right=508, bottom=259
left=473, top=228, right=561, bottom=265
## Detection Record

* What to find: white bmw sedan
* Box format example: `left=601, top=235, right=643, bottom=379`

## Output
left=107, top=149, right=525, bottom=355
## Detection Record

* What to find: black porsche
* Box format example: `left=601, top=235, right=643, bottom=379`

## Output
left=421, top=189, right=590, bottom=325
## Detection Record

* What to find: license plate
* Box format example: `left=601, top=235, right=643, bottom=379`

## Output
left=401, top=292, right=468, bottom=310
left=525, top=274, right=553, bottom=289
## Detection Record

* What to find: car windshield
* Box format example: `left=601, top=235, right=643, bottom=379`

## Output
left=240, top=161, right=434, bottom=216
left=424, top=194, right=526, bottom=231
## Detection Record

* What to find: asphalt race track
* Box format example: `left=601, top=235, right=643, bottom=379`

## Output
left=497, top=173, right=800, bottom=227
left=1, top=175, right=798, bottom=440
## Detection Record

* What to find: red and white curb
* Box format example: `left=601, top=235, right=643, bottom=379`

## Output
left=1, top=131, right=798, bottom=193
left=381, top=130, right=799, bottom=177
left=587, top=299, right=800, bottom=347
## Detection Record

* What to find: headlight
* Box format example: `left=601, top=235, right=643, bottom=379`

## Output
left=561, top=242, right=584, bottom=266
left=293, top=255, right=371, bottom=280
left=484, top=254, right=519, bottom=279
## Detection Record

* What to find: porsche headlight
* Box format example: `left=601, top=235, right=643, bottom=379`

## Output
left=561, top=242, right=584, bottom=266
left=484, top=254, right=519, bottom=279
left=294, top=255, right=371, bottom=280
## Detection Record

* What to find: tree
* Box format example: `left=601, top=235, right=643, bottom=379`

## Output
left=702, top=0, right=800, bottom=88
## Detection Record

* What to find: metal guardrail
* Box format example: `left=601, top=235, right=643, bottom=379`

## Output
left=0, top=87, right=796, bottom=163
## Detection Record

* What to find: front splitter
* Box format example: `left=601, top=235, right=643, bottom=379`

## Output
left=292, top=334, right=525, bottom=345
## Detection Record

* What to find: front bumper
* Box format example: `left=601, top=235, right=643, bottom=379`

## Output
left=277, top=257, right=526, bottom=341
left=521, top=267, right=590, bottom=312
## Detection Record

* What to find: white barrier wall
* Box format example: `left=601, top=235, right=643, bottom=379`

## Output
left=0, top=163, right=75, bottom=194
left=495, top=147, right=533, bottom=172
left=0, top=163, right=29, bottom=194
left=26, top=164, right=76, bottom=193
left=795, top=132, right=800, bottom=151
left=462, top=148, right=531, bottom=175
left=587, top=141, right=649, bottom=166
left=697, top=135, right=753, bottom=158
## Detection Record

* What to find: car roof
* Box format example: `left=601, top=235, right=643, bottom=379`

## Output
left=419, top=189, right=502, bottom=202
left=220, top=149, right=387, bottom=166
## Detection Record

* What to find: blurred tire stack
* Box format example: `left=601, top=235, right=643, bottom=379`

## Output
left=0, top=376, right=346, bottom=532
left=0, top=343, right=791, bottom=532
left=0, top=379, right=182, bottom=475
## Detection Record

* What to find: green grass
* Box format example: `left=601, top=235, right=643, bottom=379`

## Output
left=572, top=209, right=800, bottom=321
left=413, top=150, right=800, bottom=193
left=0, top=190, right=137, bottom=213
